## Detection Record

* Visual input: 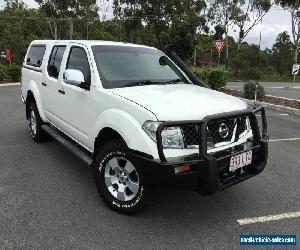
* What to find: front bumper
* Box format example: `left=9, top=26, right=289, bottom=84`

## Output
left=128, top=107, right=268, bottom=195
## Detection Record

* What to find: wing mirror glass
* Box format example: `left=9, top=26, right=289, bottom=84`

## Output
left=63, top=69, right=89, bottom=90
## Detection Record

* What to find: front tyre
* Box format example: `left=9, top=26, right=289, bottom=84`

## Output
left=93, top=140, right=153, bottom=214
left=28, top=102, right=48, bottom=142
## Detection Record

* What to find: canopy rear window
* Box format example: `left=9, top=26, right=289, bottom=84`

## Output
left=26, top=45, right=46, bottom=67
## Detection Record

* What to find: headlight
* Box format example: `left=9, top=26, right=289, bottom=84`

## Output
left=142, top=121, right=184, bottom=149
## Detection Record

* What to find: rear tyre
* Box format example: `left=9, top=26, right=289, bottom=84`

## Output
left=93, top=140, right=154, bottom=214
left=28, top=101, right=48, bottom=142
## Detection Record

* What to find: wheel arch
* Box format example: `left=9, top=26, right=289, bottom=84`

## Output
left=94, top=127, right=127, bottom=157
left=90, top=108, right=158, bottom=159
left=25, top=81, right=47, bottom=121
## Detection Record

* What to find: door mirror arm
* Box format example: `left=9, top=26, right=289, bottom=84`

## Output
left=79, top=82, right=90, bottom=90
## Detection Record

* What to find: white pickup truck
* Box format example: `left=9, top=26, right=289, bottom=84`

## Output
left=21, top=40, right=268, bottom=214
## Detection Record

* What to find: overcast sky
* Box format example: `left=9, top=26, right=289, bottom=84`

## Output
left=0, top=0, right=292, bottom=49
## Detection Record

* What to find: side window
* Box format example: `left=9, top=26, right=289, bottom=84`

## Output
left=66, top=47, right=91, bottom=84
left=47, top=46, right=66, bottom=79
left=26, top=45, right=46, bottom=67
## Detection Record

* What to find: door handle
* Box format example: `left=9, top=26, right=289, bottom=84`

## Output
left=42, top=82, right=47, bottom=87
left=58, top=89, right=65, bottom=95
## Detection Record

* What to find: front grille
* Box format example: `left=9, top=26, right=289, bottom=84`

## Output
left=181, top=116, right=250, bottom=150
left=182, top=125, right=199, bottom=148
left=207, top=119, right=235, bottom=143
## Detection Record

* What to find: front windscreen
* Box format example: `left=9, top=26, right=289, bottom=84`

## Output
left=92, top=45, right=186, bottom=88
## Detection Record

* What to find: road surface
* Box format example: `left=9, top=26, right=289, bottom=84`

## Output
left=227, top=81, right=300, bottom=101
left=0, top=86, right=299, bottom=249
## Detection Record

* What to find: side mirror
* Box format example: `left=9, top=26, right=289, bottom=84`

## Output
left=63, top=69, right=89, bottom=90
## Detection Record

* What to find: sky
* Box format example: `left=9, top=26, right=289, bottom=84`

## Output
left=0, top=0, right=293, bottom=50
left=228, top=6, right=292, bottom=49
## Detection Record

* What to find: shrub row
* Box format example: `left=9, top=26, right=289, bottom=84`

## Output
left=0, top=64, right=21, bottom=82
left=192, top=67, right=228, bottom=90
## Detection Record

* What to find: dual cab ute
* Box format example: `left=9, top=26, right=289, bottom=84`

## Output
left=21, top=40, right=268, bottom=214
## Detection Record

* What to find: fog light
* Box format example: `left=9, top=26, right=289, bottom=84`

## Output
left=174, top=164, right=191, bottom=174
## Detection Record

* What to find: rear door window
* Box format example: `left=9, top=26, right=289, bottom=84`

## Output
left=26, top=45, right=46, bottom=67
left=47, top=46, right=66, bottom=79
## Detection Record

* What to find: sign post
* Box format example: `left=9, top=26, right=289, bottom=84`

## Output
left=292, top=64, right=299, bottom=88
left=213, top=39, right=226, bottom=67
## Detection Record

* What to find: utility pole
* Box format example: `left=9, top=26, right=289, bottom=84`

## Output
left=54, top=23, right=58, bottom=40
left=257, top=14, right=263, bottom=87
left=69, top=18, right=73, bottom=40
left=225, top=9, right=229, bottom=70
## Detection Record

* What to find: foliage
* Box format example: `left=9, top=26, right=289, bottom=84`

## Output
left=0, top=4, right=50, bottom=63
left=243, top=81, right=265, bottom=100
left=230, top=43, right=268, bottom=79
left=234, top=0, right=272, bottom=48
left=265, top=31, right=294, bottom=74
left=0, top=0, right=296, bottom=82
left=7, top=64, right=21, bottom=81
left=0, top=64, right=7, bottom=81
left=192, top=67, right=228, bottom=90
left=113, top=0, right=207, bottom=61
left=275, top=0, right=300, bottom=63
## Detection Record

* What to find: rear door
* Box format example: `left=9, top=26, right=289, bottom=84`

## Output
left=42, top=44, right=67, bottom=125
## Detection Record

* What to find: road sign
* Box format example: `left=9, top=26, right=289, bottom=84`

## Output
left=292, top=64, right=300, bottom=75
left=213, top=39, right=226, bottom=54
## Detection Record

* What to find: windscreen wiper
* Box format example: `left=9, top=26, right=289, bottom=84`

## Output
left=161, top=78, right=186, bottom=84
left=124, top=80, right=161, bottom=87
left=124, top=79, right=187, bottom=87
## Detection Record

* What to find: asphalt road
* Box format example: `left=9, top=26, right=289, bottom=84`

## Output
left=227, top=81, right=300, bottom=101
left=0, top=86, right=299, bottom=249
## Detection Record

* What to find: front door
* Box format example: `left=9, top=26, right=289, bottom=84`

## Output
left=54, top=44, right=98, bottom=148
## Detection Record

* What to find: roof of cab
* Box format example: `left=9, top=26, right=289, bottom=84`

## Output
left=30, top=40, right=156, bottom=50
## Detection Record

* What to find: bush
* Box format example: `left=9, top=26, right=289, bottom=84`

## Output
left=241, top=67, right=262, bottom=80
left=0, top=64, right=7, bottom=81
left=192, top=67, right=228, bottom=90
left=7, top=64, right=21, bottom=82
left=192, top=67, right=207, bottom=82
left=263, top=65, right=276, bottom=74
left=243, top=80, right=265, bottom=100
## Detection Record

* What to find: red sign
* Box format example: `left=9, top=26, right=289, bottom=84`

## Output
left=213, top=40, right=226, bottom=54
left=5, top=48, right=11, bottom=63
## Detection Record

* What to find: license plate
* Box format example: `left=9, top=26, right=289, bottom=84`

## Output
left=229, top=151, right=252, bottom=172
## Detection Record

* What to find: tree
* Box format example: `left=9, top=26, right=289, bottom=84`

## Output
left=113, top=0, right=144, bottom=43
left=74, top=0, right=99, bottom=39
left=35, top=0, right=72, bottom=39
left=266, top=31, right=293, bottom=74
left=113, top=0, right=207, bottom=60
left=208, top=0, right=243, bottom=69
left=230, top=42, right=269, bottom=79
left=0, top=2, right=50, bottom=63
left=276, top=0, right=300, bottom=63
left=234, top=0, right=272, bottom=49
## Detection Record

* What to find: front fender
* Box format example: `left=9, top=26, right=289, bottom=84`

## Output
left=90, top=108, right=158, bottom=158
